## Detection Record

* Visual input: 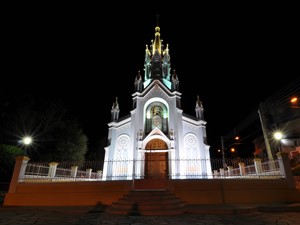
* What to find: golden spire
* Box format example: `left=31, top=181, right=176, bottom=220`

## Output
left=145, top=44, right=150, bottom=55
left=152, top=26, right=162, bottom=55
left=163, top=44, right=169, bottom=55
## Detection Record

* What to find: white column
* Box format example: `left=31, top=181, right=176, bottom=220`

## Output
left=86, top=168, right=92, bottom=178
left=213, top=170, right=219, bottom=178
left=277, top=154, right=285, bottom=177
left=71, top=166, right=78, bottom=178
left=219, top=168, right=225, bottom=177
left=18, top=157, right=30, bottom=182
left=48, top=162, right=59, bottom=178
left=253, top=158, right=262, bottom=175
left=227, top=166, right=233, bottom=176
left=238, top=162, right=246, bottom=176
left=97, top=170, right=103, bottom=179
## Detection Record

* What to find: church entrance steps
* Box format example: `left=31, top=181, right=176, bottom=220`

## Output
left=105, top=190, right=186, bottom=216
left=132, top=178, right=167, bottom=190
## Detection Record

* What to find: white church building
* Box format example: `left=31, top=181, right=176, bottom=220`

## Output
left=102, top=26, right=212, bottom=180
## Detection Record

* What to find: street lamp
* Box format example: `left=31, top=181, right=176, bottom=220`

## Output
left=221, top=136, right=226, bottom=168
left=258, top=105, right=273, bottom=160
left=273, top=131, right=283, bottom=152
left=290, top=96, right=299, bottom=108
left=22, top=136, right=32, bottom=155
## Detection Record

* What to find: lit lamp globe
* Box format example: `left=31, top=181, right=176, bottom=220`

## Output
left=273, top=132, right=282, bottom=141
left=273, top=132, right=283, bottom=152
left=23, top=136, right=32, bottom=145
left=22, top=136, right=32, bottom=155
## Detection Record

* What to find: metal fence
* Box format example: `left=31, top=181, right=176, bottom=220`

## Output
left=18, top=157, right=284, bottom=182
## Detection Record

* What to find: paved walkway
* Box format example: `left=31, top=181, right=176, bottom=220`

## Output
left=1, top=203, right=300, bottom=225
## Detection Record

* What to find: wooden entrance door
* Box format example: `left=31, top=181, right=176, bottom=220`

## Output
left=145, top=152, right=168, bottom=179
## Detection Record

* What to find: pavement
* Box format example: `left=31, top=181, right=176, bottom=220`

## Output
left=1, top=203, right=300, bottom=225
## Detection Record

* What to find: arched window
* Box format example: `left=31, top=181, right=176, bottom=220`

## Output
left=145, top=103, right=168, bottom=135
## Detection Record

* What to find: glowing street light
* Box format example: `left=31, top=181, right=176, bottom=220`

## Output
left=290, top=96, right=299, bottom=108
left=273, top=132, right=282, bottom=140
left=273, top=131, right=283, bottom=152
left=290, top=97, right=298, bottom=103
left=23, top=136, right=32, bottom=145
left=22, top=136, right=32, bottom=155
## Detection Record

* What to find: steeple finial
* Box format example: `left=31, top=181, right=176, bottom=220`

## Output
left=156, top=13, right=160, bottom=27
left=134, top=70, right=143, bottom=92
left=112, top=96, right=119, bottom=110
left=195, top=95, right=204, bottom=120
left=196, top=95, right=203, bottom=108
left=152, top=25, right=162, bottom=55
left=111, top=96, right=120, bottom=121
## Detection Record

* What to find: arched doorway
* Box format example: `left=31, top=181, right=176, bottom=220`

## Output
left=145, top=139, right=168, bottom=179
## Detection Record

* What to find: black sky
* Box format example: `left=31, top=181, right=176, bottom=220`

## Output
left=2, top=3, right=300, bottom=150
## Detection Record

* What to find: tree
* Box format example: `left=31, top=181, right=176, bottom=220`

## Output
left=40, top=119, right=88, bottom=163
left=0, top=96, right=88, bottom=163
left=0, top=144, right=24, bottom=182
left=85, top=135, right=107, bottom=161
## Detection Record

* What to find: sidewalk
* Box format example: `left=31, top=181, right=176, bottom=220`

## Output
left=185, top=202, right=300, bottom=214
left=1, top=202, right=300, bottom=214
left=1, top=203, right=300, bottom=225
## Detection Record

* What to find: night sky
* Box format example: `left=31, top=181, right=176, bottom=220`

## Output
left=2, top=4, right=300, bottom=154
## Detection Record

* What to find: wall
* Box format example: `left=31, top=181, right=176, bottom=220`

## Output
left=4, top=181, right=132, bottom=206
left=3, top=155, right=300, bottom=206
left=167, top=179, right=300, bottom=204
left=4, top=178, right=300, bottom=206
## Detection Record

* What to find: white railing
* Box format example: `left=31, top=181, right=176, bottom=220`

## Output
left=20, top=162, right=102, bottom=182
left=18, top=158, right=284, bottom=183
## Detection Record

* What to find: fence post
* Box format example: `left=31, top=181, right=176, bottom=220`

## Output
left=18, top=157, right=30, bottom=182
left=86, top=168, right=92, bottom=178
left=48, top=162, right=59, bottom=178
left=71, top=166, right=78, bottom=178
left=253, top=158, right=262, bottom=175
left=96, top=170, right=103, bottom=179
left=7, top=156, right=30, bottom=194
left=276, top=152, right=295, bottom=188
left=238, top=162, right=246, bottom=176
left=227, top=166, right=233, bottom=176
left=213, top=170, right=219, bottom=178
left=219, top=168, right=225, bottom=177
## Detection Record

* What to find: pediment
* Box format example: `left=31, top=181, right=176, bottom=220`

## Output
left=146, top=127, right=166, bottom=137
left=142, top=127, right=171, bottom=150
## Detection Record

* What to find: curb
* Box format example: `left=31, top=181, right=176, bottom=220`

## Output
left=1, top=203, right=300, bottom=215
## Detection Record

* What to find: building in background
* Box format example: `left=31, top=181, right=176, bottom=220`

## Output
left=255, top=77, right=300, bottom=159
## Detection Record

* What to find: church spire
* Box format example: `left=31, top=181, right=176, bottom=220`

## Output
left=152, top=13, right=162, bottom=55
left=171, top=69, right=179, bottom=91
left=111, top=96, right=120, bottom=122
left=134, top=70, right=143, bottom=93
left=143, top=23, right=173, bottom=90
left=152, top=26, right=162, bottom=55
left=195, top=95, right=204, bottom=120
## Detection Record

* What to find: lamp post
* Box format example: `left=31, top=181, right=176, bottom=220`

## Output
left=221, top=136, right=226, bottom=168
left=22, top=136, right=32, bottom=155
left=273, top=131, right=283, bottom=153
left=258, top=104, right=273, bottom=160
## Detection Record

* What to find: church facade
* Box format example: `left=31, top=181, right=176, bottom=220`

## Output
left=102, top=26, right=212, bottom=180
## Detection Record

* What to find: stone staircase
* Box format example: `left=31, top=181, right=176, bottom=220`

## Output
left=105, top=190, right=186, bottom=216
